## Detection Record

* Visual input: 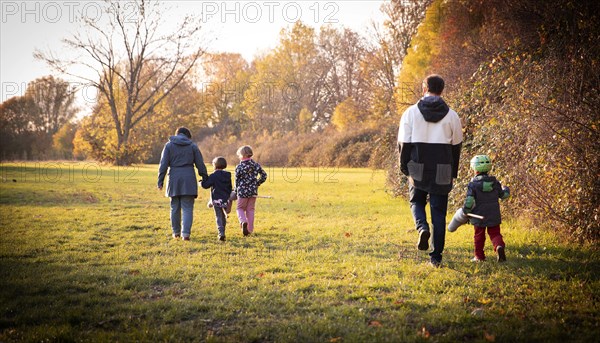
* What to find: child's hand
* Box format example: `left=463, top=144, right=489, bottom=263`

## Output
left=501, top=186, right=510, bottom=199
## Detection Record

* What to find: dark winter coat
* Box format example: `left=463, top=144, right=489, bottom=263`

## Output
left=201, top=169, right=233, bottom=205
left=463, top=173, right=509, bottom=227
left=157, top=134, right=208, bottom=198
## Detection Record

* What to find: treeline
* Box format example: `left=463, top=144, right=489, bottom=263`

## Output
left=2, top=0, right=428, bottom=167
left=389, top=0, right=599, bottom=240
left=0, top=76, right=78, bottom=160
left=73, top=17, right=419, bottom=167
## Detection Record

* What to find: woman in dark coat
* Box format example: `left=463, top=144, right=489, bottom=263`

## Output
left=157, top=127, right=208, bottom=240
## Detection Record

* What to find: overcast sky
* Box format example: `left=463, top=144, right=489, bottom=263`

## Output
left=1, top=1, right=387, bottom=111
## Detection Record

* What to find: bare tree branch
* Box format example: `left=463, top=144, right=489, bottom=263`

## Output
left=35, top=0, right=206, bottom=164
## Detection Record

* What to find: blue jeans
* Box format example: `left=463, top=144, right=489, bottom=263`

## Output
left=171, top=195, right=195, bottom=237
left=214, top=206, right=227, bottom=236
left=409, top=186, right=448, bottom=262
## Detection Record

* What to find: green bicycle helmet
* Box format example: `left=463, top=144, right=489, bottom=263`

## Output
left=470, top=155, right=492, bottom=173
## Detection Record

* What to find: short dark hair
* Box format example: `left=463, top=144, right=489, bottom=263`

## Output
left=176, top=127, right=192, bottom=139
left=424, top=75, right=445, bottom=95
left=213, top=156, right=227, bottom=169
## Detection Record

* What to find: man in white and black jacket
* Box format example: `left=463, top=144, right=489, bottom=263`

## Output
left=398, top=75, right=463, bottom=267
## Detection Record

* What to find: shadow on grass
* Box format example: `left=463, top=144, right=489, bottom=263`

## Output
left=1, top=233, right=598, bottom=342
left=445, top=244, right=600, bottom=280
left=0, top=257, right=220, bottom=341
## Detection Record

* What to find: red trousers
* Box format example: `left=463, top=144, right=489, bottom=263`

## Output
left=474, top=225, right=505, bottom=260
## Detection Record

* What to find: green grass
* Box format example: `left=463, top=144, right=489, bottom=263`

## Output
left=0, top=162, right=598, bottom=342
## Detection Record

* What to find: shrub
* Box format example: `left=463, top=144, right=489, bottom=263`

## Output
left=389, top=0, right=600, bottom=241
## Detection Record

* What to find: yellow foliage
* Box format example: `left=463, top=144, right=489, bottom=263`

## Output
left=331, top=97, right=361, bottom=131
left=395, top=0, right=445, bottom=106
left=298, top=107, right=313, bottom=133
left=72, top=125, right=91, bottom=160
left=242, top=22, right=318, bottom=132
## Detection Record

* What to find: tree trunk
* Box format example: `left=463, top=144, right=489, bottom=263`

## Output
left=115, top=129, right=133, bottom=166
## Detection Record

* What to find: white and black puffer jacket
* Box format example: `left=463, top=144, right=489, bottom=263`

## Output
left=398, top=95, right=463, bottom=195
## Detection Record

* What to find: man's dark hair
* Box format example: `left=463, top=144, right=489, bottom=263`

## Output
left=176, top=127, right=192, bottom=139
left=213, top=156, right=227, bottom=169
left=424, top=74, right=445, bottom=95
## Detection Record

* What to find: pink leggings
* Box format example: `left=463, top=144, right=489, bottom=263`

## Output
left=237, top=197, right=257, bottom=233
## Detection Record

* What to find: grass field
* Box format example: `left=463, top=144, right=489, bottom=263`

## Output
left=0, top=162, right=598, bottom=342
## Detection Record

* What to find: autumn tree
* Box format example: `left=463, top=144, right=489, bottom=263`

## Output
left=331, top=97, right=362, bottom=130
left=358, top=40, right=395, bottom=121
left=0, top=76, right=77, bottom=159
left=0, top=96, right=39, bottom=159
left=381, top=0, right=433, bottom=65
left=297, top=107, right=313, bottom=133
left=243, top=22, right=321, bottom=133
left=72, top=64, right=202, bottom=164
left=25, top=76, right=77, bottom=135
left=243, top=22, right=377, bottom=133
left=363, top=0, right=430, bottom=119
left=317, top=27, right=370, bottom=126
left=395, top=0, right=443, bottom=106
left=36, top=0, right=205, bottom=165
left=52, top=122, right=79, bottom=159
left=199, top=53, right=250, bottom=137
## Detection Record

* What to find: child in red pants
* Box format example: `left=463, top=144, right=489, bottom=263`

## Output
left=463, top=155, right=510, bottom=262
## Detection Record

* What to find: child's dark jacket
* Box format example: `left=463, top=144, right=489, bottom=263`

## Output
left=201, top=170, right=232, bottom=204
left=463, top=173, right=508, bottom=227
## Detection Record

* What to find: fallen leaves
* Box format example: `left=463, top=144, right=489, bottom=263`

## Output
left=368, top=320, right=383, bottom=327
left=478, top=297, right=492, bottom=305
left=418, top=326, right=430, bottom=339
